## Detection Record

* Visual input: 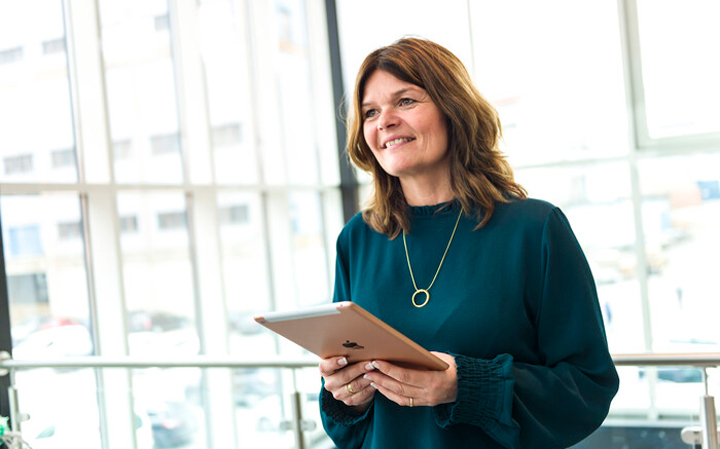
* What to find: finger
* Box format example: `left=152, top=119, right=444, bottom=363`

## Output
left=323, top=360, right=375, bottom=392
left=341, top=384, right=376, bottom=407
left=331, top=374, right=375, bottom=406
left=365, top=360, right=423, bottom=388
left=345, top=374, right=375, bottom=397
left=364, top=370, right=423, bottom=404
left=368, top=380, right=416, bottom=407
left=319, top=356, right=348, bottom=377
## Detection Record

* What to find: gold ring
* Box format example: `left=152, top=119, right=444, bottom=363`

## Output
left=346, top=383, right=356, bottom=395
left=409, top=397, right=414, bottom=407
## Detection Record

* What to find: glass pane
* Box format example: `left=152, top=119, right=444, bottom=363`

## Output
left=233, top=371, right=291, bottom=448
left=470, top=0, right=629, bottom=165
left=134, top=368, right=205, bottom=449
left=297, top=366, right=329, bottom=448
left=571, top=421, right=696, bottom=448
left=274, top=0, right=319, bottom=185
left=1, top=194, right=91, bottom=355
left=118, top=191, right=204, bottom=447
left=0, top=0, right=78, bottom=183
left=1, top=194, right=96, bottom=445
left=99, top=0, right=184, bottom=184
left=336, top=0, right=474, bottom=96
left=220, top=192, right=271, bottom=343
left=233, top=367, right=326, bottom=449
left=198, top=0, right=259, bottom=185
left=17, top=369, right=106, bottom=448
left=118, top=191, right=198, bottom=354
left=636, top=0, right=720, bottom=139
left=289, top=191, right=329, bottom=307
left=638, top=153, right=720, bottom=352
left=517, top=163, right=646, bottom=353
left=572, top=366, right=717, bottom=448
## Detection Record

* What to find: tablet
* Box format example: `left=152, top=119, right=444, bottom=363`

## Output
left=254, top=301, right=449, bottom=371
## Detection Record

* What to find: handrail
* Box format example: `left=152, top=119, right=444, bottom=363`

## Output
left=2, top=351, right=720, bottom=372
left=612, top=352, right=720, bottom=366
left=0, top=351, right=319, bottom=372
left=2, top=351, right=720, bottom=449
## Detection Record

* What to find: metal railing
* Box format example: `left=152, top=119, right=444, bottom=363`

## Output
left=0, top=352, right=320, bottom=449
left=612, top=353, right=720, bottom=449
left=2, top=351, right=720, bottom=448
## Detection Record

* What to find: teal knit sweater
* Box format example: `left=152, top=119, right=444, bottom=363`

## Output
left=320, top=199, right=619, bottom=449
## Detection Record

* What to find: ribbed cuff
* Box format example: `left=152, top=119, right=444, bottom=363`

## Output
left=434, top=353, right=513, bottom=430
left=321, top=386, right=373, bottom=425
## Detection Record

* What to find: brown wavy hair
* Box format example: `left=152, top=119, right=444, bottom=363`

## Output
left=347, top=37, right=526, bottom=238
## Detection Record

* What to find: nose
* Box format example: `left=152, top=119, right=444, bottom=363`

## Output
left=377, top=110, right=398, bottom=131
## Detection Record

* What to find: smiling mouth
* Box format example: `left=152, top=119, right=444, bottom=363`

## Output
left=384, top=138, right=415, bottom=149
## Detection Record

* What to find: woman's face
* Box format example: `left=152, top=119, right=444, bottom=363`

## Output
left=361, top=70, right=450, bottom=183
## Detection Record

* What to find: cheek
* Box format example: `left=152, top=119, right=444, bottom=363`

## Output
left=430, top=118, right=449, bottom=151
left=363, top=124, right=376, bottom=149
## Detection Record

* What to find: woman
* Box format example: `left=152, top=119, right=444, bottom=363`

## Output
left=318, top=37, right=618, bottom=449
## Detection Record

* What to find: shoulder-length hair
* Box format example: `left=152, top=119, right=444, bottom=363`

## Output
left=347, top=37, right=526, bottom=238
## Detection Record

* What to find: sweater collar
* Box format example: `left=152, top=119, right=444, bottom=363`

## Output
left=407, top=199, right=462, bottom=217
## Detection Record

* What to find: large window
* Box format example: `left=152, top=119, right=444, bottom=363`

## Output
left=1, top=0, right=341, bottom=448
left=336, top=0, right=720, bottom=442
left=630, top=0, right=720, bottom=145
left=3, top=0, right=720, bottom=448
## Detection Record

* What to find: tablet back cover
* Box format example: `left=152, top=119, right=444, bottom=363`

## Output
left=254, top=301, right=448, bottom=371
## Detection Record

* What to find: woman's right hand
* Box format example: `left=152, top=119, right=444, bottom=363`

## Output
left=320, top=356, right=377, bottom=411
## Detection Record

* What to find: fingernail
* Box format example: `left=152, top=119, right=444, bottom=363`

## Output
left=371, top=361, right=380, bottom=369
left=363, top=374, right=370, bottom=380
left=338, top=357, right=348, bottom=366
left=365, top=362, right=375, bottom=370
left=370, top=382, right=377, bottom=388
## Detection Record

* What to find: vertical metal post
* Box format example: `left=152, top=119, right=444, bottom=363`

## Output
left=7, top=379, right=20, bottom=434
left=290, top=391, right=306, bottom=449
left=324, top=0, right=359, bottom=223
left=700, top=368, right=718, bottom=449
left=0, top=204, right=14, bottom=430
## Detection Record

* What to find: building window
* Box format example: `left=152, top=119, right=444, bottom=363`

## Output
left=150, top=133, right=180, bottom=155
left=58, top=221, right=82, bottom=240
left=120, top=215, right=139, bottom=234
left=157, top=211, right=187, bottom=230
left=0, top=46, right=23, bottom=65
left=211, top=123, right=243, bottom=147
left=51, top=148, right=76, bottom=168
left=6, top=273, right=49, bottom=305
left=4, top=154, right=33, bottom=175
left=42, top=38, right=67, bottom=55
left=113, top=139, right=133, bottom=159
left=219, top=204, right=249, bottom=225
left=7, top=225, right=43, bottom=256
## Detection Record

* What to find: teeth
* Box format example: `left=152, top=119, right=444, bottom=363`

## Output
left=385, top=138, right=412, bottom=148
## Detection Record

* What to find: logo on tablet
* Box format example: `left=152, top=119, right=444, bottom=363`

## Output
left=343, top=340, right=364, bottom=350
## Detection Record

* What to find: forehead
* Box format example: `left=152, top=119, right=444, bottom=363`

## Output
left=362, top=70, right=424, bottom=102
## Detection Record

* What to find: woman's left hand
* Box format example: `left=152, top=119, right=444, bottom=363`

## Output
left=362, top=352, right=457, bottom=407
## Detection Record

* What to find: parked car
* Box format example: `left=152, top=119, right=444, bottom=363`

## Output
left=638, top=367, right=704, bottom=383
left=145, top=400, right=200, bottom=448
left=12, top=323, right=93, bottom=360
left=233, top=368, right=281, bottom=407
left=24, top=407, right=154, bottom=449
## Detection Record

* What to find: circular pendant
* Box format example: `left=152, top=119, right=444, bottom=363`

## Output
left=411, top=289, right=430, bottom=308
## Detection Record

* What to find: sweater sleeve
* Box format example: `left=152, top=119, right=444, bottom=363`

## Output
left=319, top=231, right=374, bottom=448
left=434, top=208, right=619, bottom=449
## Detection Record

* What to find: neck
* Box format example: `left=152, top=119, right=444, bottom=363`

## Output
left=400, top=176, right=454, bottom=206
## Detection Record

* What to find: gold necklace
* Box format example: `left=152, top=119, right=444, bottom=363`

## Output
left=403, top=206, right=464, bottom=308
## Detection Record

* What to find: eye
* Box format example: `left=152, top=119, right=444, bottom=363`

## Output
left=399, top=98, right=416, bottom=107
left=363, top=108, right=378, bottom=119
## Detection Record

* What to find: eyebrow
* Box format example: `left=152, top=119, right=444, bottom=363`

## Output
left=361, top=87, right=421, bottom=109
